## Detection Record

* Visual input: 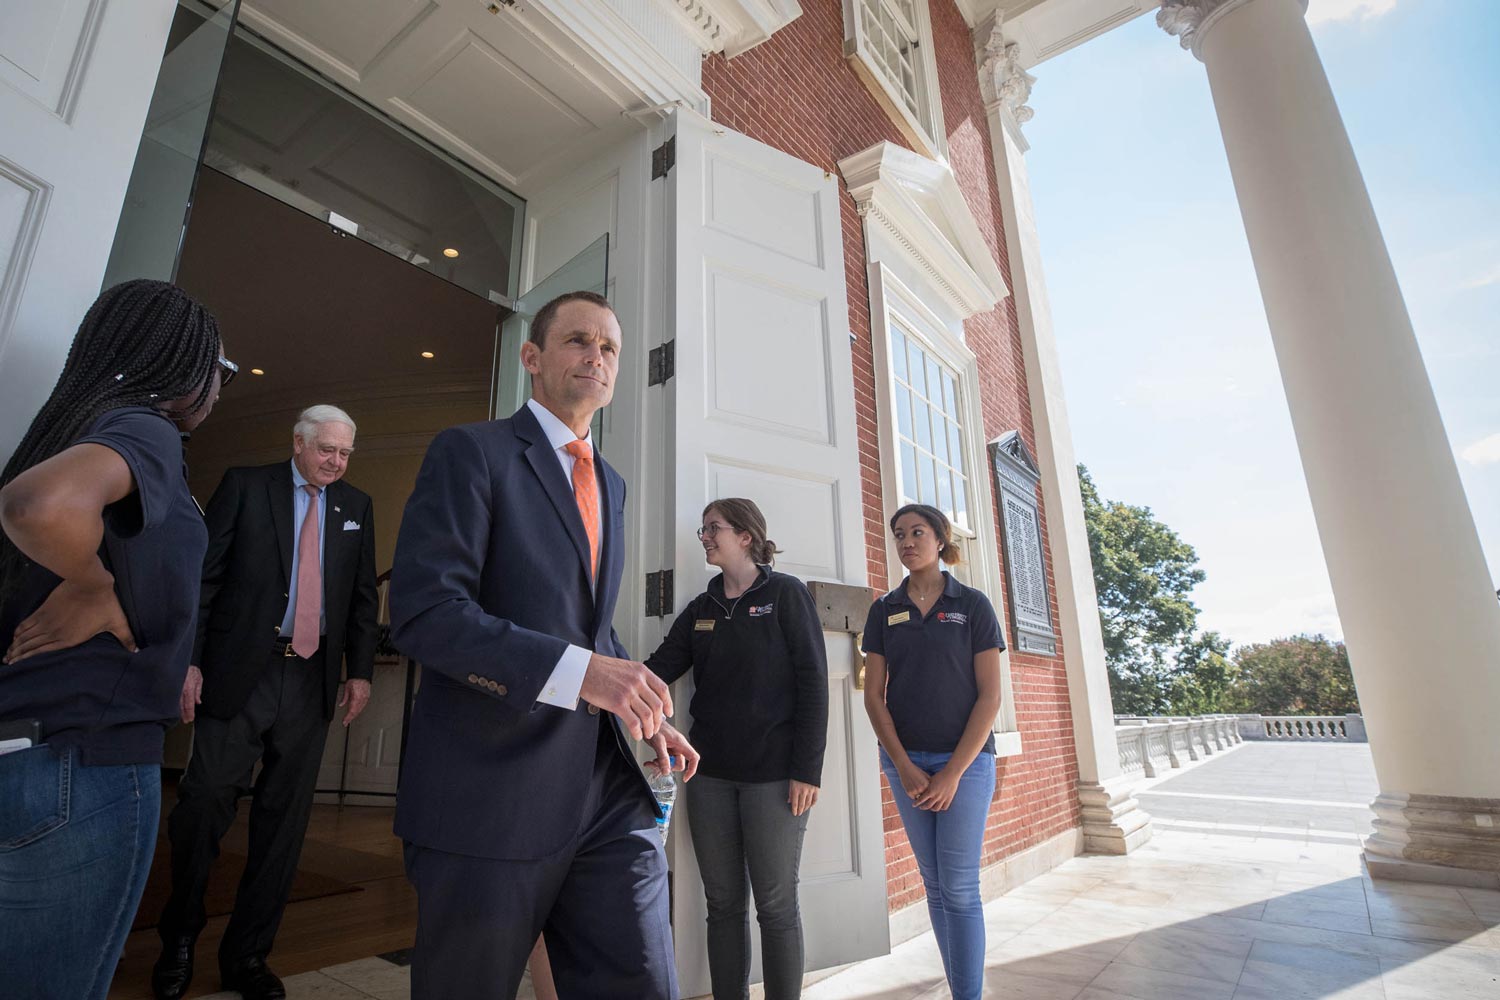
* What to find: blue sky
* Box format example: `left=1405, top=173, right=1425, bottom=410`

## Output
left=1024, top=0, right=1499, bottom=647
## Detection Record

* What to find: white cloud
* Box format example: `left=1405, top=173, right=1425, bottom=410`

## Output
left=1307, top=0, right=1399, bottom=26
left=1460, top=433, right=1500, bottom=466
left=1460, top=263, right=1500, bottom=290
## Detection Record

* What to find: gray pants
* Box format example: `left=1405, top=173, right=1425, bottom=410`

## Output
left=685, top=775, right=810, bottom=1000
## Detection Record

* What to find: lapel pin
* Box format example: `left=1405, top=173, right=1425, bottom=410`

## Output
left=334, top=506, right=341, bottom=512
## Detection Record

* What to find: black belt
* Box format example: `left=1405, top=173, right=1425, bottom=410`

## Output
left=271, top=637, right=323, bottom=659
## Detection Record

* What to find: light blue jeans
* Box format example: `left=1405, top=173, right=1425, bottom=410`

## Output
left=0, top=745, right=161, bottom=1000
left=880, top=749, right=996, bottom=1000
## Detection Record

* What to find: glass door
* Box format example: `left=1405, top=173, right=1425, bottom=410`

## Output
left=493, top=235, right=611, bottom=427
left=103, top=0, right=240, bottom=287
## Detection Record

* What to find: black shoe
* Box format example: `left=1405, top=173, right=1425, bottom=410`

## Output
left=221, top=957, right=287, bottom=1000
left=150, top=936, right=196, bottom=1000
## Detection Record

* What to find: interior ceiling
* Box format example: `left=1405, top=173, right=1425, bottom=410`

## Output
left=212, top=0, right=640, bottom=196
left=177, top=167, right=498, bottom=420
left=200, top=15, right=520, bottom=301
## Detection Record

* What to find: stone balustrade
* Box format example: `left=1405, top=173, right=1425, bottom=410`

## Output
left=1245, top=714, right=1367, bottom=742
left=1113, top=714, right=1242, bottom=779
left=1112, top=713, right=1368, bottom=777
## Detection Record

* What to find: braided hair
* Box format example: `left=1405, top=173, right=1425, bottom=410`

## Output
left=0, top=279, right=222, bottom=602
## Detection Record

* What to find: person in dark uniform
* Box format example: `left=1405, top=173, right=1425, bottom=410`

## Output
left=152, top=404, right=378, bottom=1000
left=646, top=498, right=828, bottom=1000
left=861, top=503, right=1003, bottom=1000
left=0, top=279, right=229, bottom=1000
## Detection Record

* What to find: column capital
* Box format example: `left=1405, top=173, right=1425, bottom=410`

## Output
left=975, top=13, right=1036, bottom=148
left=1157, top=0, right=1308, bottom=61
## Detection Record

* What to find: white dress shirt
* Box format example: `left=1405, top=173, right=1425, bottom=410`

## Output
left=527, top=398, right=601, bottom=710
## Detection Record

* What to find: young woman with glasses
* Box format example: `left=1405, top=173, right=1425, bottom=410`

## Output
left=0, top=279, right=231, bottom=999
left=645, top=498, right=828, bottom=1000
left=861, top=503, right=1003, bottom=1000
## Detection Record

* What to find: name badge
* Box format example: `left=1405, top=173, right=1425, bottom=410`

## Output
left=887, top=611, right=911, bottom=626
left=694, top=620, right=716, bottom=632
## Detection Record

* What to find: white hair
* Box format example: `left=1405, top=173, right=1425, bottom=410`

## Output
left=293, top=404, right=356, bottom=442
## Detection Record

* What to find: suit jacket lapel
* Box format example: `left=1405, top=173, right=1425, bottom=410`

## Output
left=268, top=464, right=293, bottom=586
left=515, top=408, right=594, bottom=589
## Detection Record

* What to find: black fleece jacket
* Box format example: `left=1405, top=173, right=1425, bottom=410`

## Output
left=646, top=567, right=828, bottom=785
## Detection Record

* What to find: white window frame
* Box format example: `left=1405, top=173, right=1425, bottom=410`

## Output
left=869, top=263, right=1022, bottom=755
left=842, top=0, right=947, bottom=159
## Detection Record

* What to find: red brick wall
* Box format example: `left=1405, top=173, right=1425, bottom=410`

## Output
left=702, top=0, right=1082, bottom=912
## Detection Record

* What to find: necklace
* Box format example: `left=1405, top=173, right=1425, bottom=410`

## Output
left=909, top=580, right=940, bottom=601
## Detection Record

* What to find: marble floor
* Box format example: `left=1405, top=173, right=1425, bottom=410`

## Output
left=804, top=742, right=1500, bottom=1000
left=209, top=742, right=1499, bottom=999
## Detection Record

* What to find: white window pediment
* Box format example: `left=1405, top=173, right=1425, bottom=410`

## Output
left=838, top=141, right=1009, bottom=321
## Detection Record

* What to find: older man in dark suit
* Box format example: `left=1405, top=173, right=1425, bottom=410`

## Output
left=389, top=291, right=697, bottom=999
left=152, top=405, right=378, bottom=1000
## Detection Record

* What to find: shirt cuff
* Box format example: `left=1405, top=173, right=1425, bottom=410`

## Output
left=536, top=644, right=591, bottom=709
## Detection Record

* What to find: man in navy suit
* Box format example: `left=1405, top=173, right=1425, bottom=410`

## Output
left=389, top=290, right=697, bottom=999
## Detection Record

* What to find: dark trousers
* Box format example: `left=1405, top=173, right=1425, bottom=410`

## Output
left=686, top=776, right=810, bottom=1000
left=403, top=719, right=676, bottom=1000
left=159, top=649, right=329, bottom=972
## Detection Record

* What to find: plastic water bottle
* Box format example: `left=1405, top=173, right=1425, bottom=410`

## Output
left=649, top=756, right=677, bottom=843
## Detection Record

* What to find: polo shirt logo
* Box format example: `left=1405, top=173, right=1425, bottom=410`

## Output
left=748, top=603, right=773, bottom=617
left=936, top=612, right=968, bottom=625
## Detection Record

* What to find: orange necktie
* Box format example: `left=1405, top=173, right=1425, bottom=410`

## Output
left=564, top=440, right=600, bottom=580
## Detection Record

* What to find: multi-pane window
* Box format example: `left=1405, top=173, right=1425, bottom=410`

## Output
left=843, top=0, right=944, bottom=158
left=889, top=320, right=970, bottom=533
left=858, top=0, right=923, bottom=122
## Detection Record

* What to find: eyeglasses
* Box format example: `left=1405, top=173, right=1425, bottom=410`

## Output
left=696, top=524, right=727, bottom=540
left=217, top=356, right=239, bottom=388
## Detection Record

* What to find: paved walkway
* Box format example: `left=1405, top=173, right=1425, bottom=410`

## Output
left=805, top=742, right=1500, bottom=999
left=250, top=742, right=1500, bottom=999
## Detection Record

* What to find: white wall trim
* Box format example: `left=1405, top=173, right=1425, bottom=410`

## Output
left=655, top=0, right=804, bottom=56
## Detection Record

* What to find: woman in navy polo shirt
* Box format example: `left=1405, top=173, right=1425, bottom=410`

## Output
left=647, top=497, right=828, bottom=1000
left=862, top=503, right=1003, bottom=1000
left=0, top=280, right=229, bottom=999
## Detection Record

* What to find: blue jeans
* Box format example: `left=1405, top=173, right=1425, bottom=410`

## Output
left=0, top=745, right=161, bottom=1000
left=880, top=749, right=995, bottom=1000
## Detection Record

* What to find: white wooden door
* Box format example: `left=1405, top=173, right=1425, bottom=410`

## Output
left=657, top=109, right=890, bottom=994
left=0, top=0, right=178, bottom=455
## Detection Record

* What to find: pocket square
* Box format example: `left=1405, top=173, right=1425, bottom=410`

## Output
left=343, top=520, right=361, bottom=531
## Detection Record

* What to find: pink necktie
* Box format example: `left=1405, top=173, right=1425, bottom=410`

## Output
left=292, top=484, right=321, bottom=658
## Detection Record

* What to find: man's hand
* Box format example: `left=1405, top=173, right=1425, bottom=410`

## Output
left=339, top=679, right=372, bottom=727
left=579, top=654, right=673, bottom=741
left=4, top=575, right=136, bottom=665
left=180, top=665, right=203, bottom=723
left=645, top=721, right=699, bottom=782
left=789, top=779, right=819, bottom=817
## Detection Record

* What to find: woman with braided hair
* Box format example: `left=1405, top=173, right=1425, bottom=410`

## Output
left=0, top=278, right=232, bottom=999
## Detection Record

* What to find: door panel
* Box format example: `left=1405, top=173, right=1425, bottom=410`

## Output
left=660, top=109, right=889, bottom=993
left=0, top=0, right=178, bottom=457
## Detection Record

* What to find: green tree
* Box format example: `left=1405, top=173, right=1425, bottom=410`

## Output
left=1078, top=465, right=1206, bottom=715
left=1227, top=634, right=1359, bottom=715
left=1169, top=630, right=1235, bottom=715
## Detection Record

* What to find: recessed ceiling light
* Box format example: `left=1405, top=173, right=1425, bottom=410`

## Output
left=251, top=368, right=265, bottom=375
left=421, top=351, right=435, bottom=359
left=442, top=248, right=459, bottom=258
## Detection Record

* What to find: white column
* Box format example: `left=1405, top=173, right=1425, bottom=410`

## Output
left=1160, top=0, right=1500, bottom=881
left=975, top=18, right=1151, bottom=855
